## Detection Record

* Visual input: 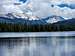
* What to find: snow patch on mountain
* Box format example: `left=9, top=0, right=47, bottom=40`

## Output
left=46, top=16, right=64, bottom=23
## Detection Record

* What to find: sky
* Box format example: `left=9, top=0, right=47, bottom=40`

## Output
left=0, top=0, right=75, bottom=20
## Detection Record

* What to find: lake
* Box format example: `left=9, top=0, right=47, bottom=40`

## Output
left=0, top=31, right=75, bottom=37
left=0, top=31, right=75, bottom=56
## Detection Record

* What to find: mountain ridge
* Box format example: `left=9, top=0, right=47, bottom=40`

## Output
left=53, top=18, right=75, bottom=25
left=0, top=13, right=65, bottom=25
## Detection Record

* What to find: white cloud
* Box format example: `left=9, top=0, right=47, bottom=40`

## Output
left=0, top=0, right=75, bottom=20
left=23, top=0, right=75, bottom=19
left=0, top=0, right=24, bottom=16
left=63, top=0, right=75, bottom=4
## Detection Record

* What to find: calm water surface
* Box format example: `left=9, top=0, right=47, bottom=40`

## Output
left=0, top=31, right=75, bottom=56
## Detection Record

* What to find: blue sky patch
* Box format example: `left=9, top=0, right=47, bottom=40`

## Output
left=58, top=4, right=75, bottom=9
left=19, top=0, right=27, bottom=3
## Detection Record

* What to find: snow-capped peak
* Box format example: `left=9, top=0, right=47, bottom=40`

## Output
left=0, top=12, right=40, bottom=20
left=0, top=12, right=65, bottom=23
left=46, top=16, right=64, bottom=23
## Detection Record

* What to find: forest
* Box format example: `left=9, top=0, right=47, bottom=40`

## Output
left=0, top=22, right=75, bottom=32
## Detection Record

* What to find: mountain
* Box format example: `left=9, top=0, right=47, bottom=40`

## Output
left=54, top=18, right=75, bottom=25
left=52, top=19, right=75, bottom=31
left=0, top=17, right=47, bottom=25
left=46, top=15, right=64, bottom=23
left=0, top=13, right=65, bottom=25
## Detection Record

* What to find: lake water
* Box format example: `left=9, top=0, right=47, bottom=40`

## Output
left=0, top=31, right=75, bottom=56
left=0, top=31, right=75, bottom=37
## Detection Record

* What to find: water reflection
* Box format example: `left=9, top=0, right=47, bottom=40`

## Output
left=0, top=37, right=75, bottom=56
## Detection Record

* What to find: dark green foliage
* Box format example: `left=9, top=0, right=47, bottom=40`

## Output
left=0, top=22, right=75, bottom=32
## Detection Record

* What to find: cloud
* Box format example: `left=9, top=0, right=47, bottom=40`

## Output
left=63, top=0, right=75, bottom=4
left=0, top=0, right=23, bottom=14
left=0, top=0, right=75, bottom=20
left=22, top=0, right=75, bottom=19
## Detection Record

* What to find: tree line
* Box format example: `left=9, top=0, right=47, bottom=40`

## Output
left=0, top=22, right=75, bottom=32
